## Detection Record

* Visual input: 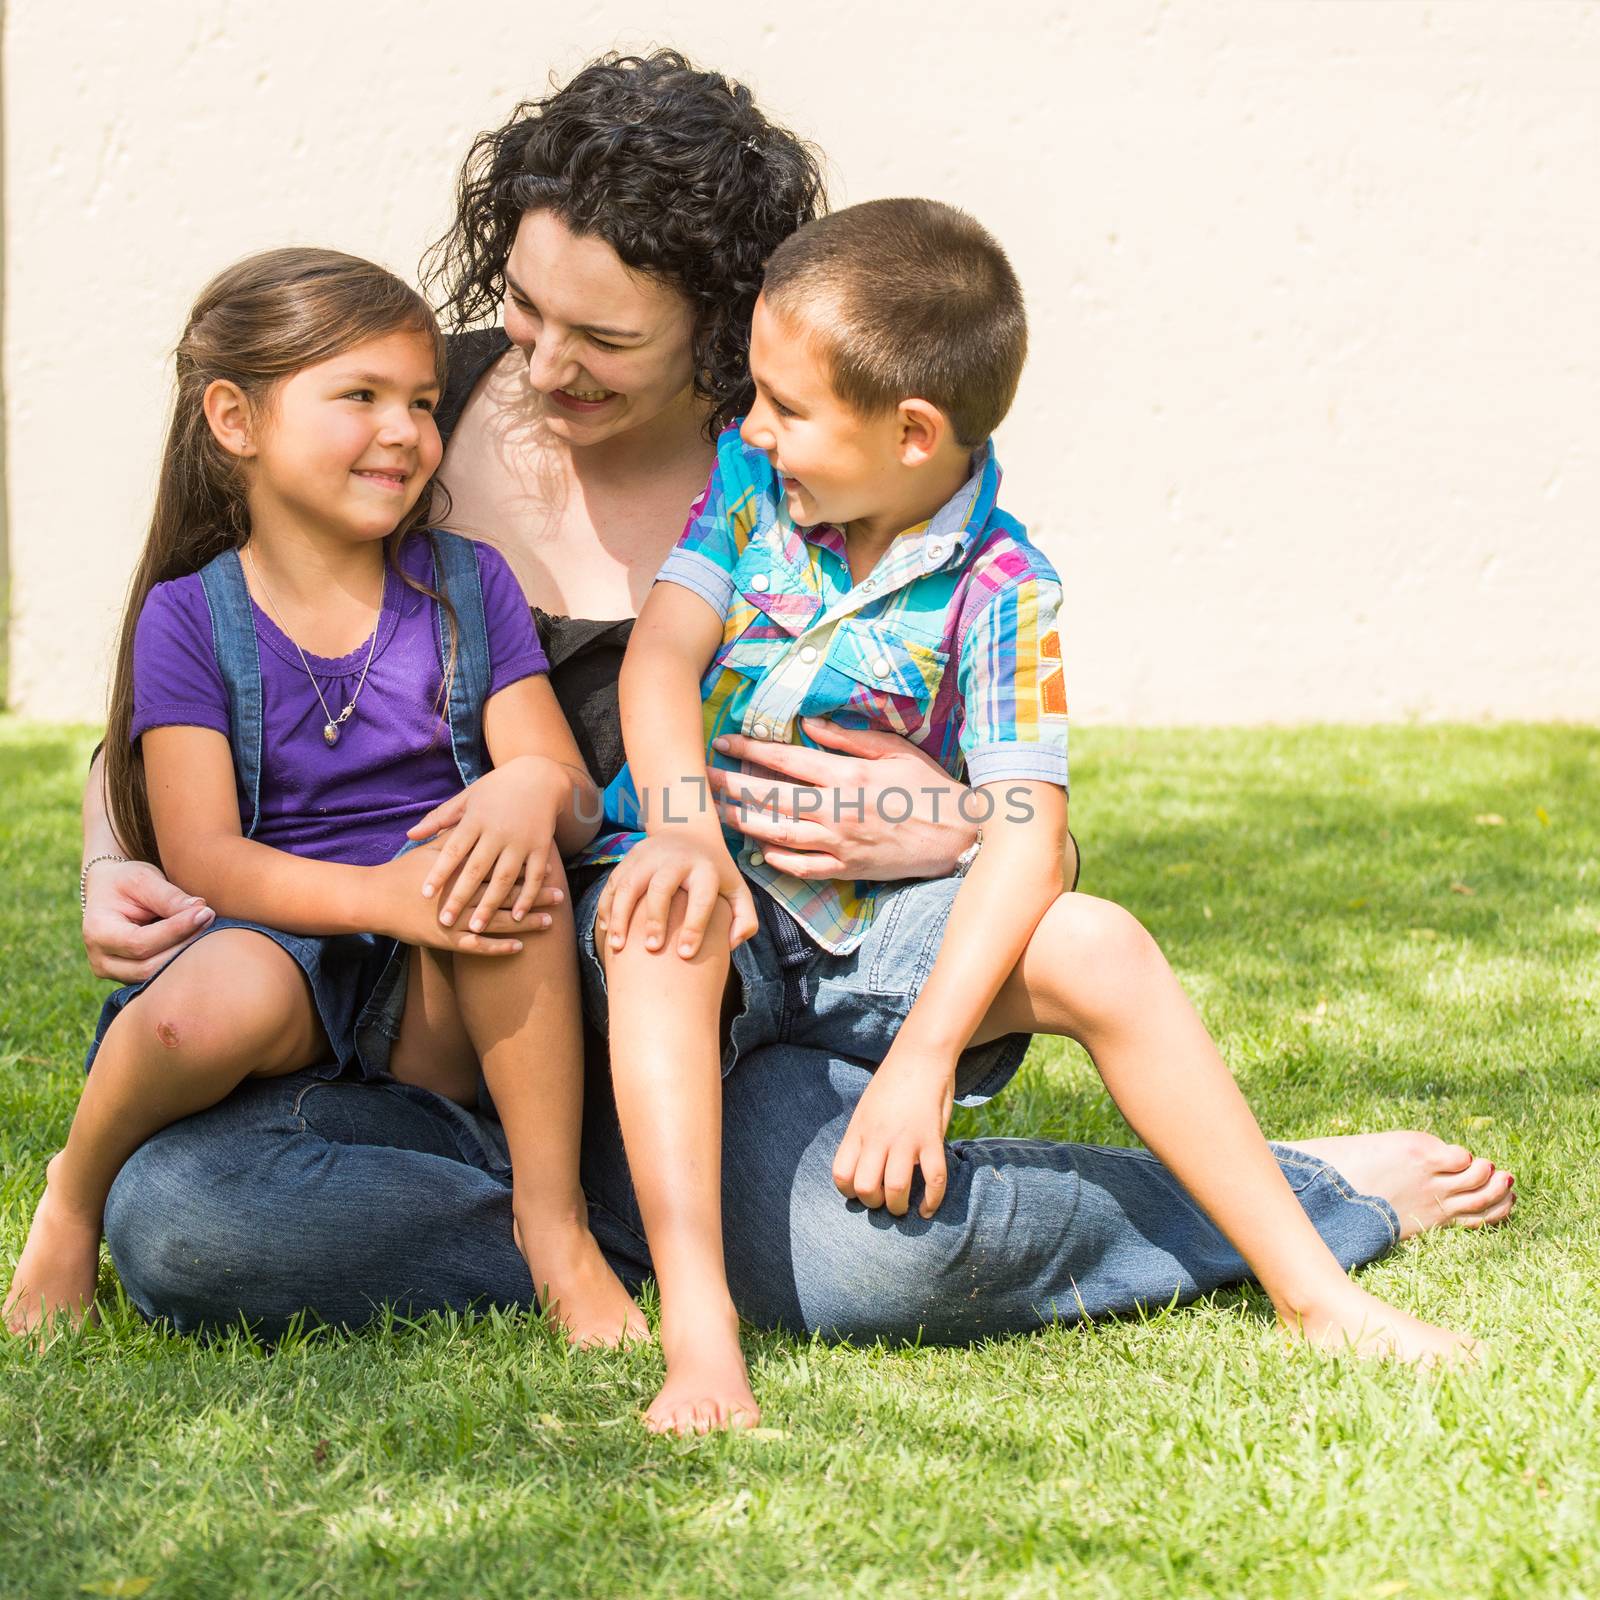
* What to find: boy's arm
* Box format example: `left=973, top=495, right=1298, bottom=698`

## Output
left=619, top=580, right=730, bottom=845
left=831, top=781, right=1068, bottom=1217
left=596, top=579, right=761, bottom=955
left=143, top=726, right=526, bottom=954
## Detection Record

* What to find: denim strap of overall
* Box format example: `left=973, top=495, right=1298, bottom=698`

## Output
left=194, top=531, right=494, bottom=795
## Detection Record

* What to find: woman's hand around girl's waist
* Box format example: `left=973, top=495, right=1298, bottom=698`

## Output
left=81, top=857, right=215, bottom=983
left=406, top=755, right=576, bottom=932
left=370, top=841, right=563, bottom=955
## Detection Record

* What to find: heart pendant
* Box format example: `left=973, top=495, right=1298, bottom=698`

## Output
left=323, top=722, right=340, bottom=746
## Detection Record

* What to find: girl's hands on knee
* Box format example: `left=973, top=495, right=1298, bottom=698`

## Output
left=408, top=756, right=568, bottom=931
left=374, top=845, right=561, bottom=956
left=596, top=834, right=758, bottom=959
left=832, top=1049, right=957, bottom=1219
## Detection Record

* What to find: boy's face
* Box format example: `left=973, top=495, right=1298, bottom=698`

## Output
left=741, top=296, right=903, bottom=530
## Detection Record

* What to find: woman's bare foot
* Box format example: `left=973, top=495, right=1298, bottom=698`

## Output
left=1284, top=1131, right=1515, bottom=1240
left=517, top=1219, right=649, bottom=1348
left=1282, top=1279, right=1483, bottom=1368
left=4, top=1155, right=101, bottom=1336
left=647, top=1309, right=760, bottom=1435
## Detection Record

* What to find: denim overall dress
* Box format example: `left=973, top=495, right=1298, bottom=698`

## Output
left=86, top=531, right=495, bottom=1083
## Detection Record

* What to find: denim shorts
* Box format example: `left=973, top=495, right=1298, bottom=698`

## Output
left=85, top=916, right=410, bottom=1084
left=575, top=869, right=1032, bottom=1106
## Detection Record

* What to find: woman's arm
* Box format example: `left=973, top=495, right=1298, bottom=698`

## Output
left=830, top=780, right=1069, bottom=1218
left=80, top=746, right=215, bottom=982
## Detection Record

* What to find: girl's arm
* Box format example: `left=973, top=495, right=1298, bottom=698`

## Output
left=482, top=674, right=601, bottom=859
left=143, top=725, right=528, bottom=954
left=405, top=674, right=605, bottom=930
left=830, top=780, right=1069, bottom=1217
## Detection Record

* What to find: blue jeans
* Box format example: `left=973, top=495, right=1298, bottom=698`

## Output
left=102, top=1041, right=1399, bottom=1342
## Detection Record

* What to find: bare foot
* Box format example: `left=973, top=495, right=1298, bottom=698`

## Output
left=1284, top=1131, right=1515, bottom=1240
left=4, top=1156, right=101, bottom=1336
left=517, top=1220, right=648, bottom=1348
left=646, top=1311, right=760, bottom=1435
left=1283, top=1280, right=1483, bottom=1368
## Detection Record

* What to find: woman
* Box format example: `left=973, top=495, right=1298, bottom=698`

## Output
left=78, top=52, right=1511, bottom=1341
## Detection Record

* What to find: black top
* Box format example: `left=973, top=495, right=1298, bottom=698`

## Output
left=438, top=330, right=635, bottom=789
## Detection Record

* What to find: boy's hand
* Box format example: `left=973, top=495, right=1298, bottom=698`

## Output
left=372, top=843, right=563, bottom=955
left=832, top=1044, right=957, bottom=1218
left=407, top=756, right=569, bottom=930
left=596, top=832, right=759, bottom=959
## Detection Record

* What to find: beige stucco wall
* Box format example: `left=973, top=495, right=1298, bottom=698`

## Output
left=4, top=1, right=1597, bottom=724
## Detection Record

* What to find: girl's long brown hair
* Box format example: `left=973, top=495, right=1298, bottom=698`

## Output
left=104, top=247, right=451, bottom=866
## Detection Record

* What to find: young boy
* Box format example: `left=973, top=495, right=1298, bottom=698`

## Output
left=578, top=198, right=1479, bottom=1434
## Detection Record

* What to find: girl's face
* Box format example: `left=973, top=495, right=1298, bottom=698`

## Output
left=502, top=210, right=700, bottom=445
left=244, top=329, right=443, bottom=544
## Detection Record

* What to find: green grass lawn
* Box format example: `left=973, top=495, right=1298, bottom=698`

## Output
left=2, top=720, right=1597, bottom=1599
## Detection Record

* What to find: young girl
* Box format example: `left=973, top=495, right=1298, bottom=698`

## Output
left=4, top=247, right=644, bottom=1347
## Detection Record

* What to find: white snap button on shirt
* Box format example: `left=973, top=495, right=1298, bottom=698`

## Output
left=861, top=577, right=877, bottom=591
left=799, top=646, right=818, bottom=663
left=752, top=723, right=771, bottom=740
left=872, top=657, right=891, bottom=678
left=750, top=573, right=770, bottom=592
left=748, top=850, right=765, bottom=867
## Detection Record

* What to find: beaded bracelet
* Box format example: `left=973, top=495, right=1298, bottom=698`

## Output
left=80, top=852, right=130, bottom=913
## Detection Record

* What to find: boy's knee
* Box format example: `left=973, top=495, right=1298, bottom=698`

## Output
left=1043, top=893, right=1159, bottom=973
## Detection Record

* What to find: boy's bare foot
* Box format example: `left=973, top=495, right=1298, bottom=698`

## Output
left=1284, top=1131, right=1514, bottom=1239
left=517, top=1219, right=648, bottom=1348
left=647, top=1311, right=760, bottom=1435
left=1282, top=1280, right=1484, bottom=1368
left=4, top=1156, right=101, bottom=1337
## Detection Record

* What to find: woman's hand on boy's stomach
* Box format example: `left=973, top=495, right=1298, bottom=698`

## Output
left=371, top=842, right=562, bottom=956
left=708, top=717, right=977, bottom=882
left=595, top=831, right=759, bottom=961
left=407, top=756, right=569, bottom=930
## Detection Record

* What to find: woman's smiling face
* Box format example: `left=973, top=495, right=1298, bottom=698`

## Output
left=501, top=210, right=700, bottom=445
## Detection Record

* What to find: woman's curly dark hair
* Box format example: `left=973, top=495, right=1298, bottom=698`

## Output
left=422, top=50, right=828, bottom=437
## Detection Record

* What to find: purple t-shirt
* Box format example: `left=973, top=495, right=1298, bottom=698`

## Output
left=131, top=536, right=546, bottom=866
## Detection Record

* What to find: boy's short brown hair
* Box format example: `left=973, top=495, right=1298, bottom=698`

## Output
left=761, top=198, right=1026, bottom=447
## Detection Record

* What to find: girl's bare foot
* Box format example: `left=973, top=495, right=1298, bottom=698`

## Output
left=517, top=1220, right=649, bottom=1348
left=1284, top=1131, right=1515, bottom=1239
left=647, top=1310, right=760, bottom=1435
left=1282, top=1279, right=1484, bottom=1368
left=4, top=1156, right=101, bottom=1336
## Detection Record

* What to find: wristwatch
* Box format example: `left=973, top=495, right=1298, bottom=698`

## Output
left=952, top=828, right=983, bottom=877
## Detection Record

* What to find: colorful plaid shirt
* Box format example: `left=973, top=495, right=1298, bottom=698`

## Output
left=575, top=427, right=1069, bottom=953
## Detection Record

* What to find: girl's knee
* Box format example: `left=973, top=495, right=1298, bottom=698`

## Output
left=120, top=933, right=312, bottom=1071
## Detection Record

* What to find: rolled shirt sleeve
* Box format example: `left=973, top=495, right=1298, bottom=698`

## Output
left=955, top=574, right=1070, bottom=791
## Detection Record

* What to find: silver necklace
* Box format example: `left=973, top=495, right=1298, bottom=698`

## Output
left=244, top=546, right=381, bottom=747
